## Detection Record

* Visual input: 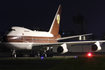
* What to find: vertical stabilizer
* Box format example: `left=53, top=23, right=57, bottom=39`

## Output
left=49, top=5, right=62, bottom=35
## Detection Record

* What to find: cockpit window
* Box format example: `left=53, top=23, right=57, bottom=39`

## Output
left=8, top=29, right=15, bottom=31
left=3, top=29, right=16, bottom=36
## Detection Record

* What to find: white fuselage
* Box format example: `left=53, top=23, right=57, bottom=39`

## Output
left=2, top=26, right=60, bottom=50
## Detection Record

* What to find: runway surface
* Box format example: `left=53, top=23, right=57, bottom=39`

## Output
left=1, top=52, right=105, bottom=57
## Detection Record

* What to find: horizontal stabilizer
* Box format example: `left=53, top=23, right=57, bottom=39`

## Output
left=57, top=33, right=93, bottom=40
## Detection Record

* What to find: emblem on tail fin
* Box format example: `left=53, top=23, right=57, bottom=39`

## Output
left=49, top=5, right=62, bottom=35
left=57, top=14, right=60, bottom=25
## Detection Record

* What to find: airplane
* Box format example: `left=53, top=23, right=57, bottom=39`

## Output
left=1, top=5, right=105, bottom=58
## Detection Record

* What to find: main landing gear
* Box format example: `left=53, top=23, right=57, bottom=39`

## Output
left=10, top=47, right=53, bottom=58
left=40, top=47, right=53, bottom=57
left=30, top=51, right=47, bottom=57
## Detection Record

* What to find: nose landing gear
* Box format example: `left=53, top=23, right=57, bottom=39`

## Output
left=11, top=50, right=16, bottom=58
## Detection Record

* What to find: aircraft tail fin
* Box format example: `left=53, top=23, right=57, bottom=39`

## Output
left=49, top=5, right=62, bottom=35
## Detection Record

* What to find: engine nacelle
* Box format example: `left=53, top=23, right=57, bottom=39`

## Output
left=91, top=41, right=102, bottom=52
left=57, top=43, right=68, bottom=54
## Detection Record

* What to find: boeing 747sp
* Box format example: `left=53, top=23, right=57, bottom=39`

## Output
left=1, top=5, right=105, bottom=57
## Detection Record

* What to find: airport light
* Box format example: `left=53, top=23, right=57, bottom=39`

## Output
left=75, top=56, right=77, bottom=58
left=87, top=52, right=92, bottom=57
left=41, top=57, right=44, bottom=59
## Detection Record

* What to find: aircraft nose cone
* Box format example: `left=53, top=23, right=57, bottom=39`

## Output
left=2, top=36, right=8, bottom=42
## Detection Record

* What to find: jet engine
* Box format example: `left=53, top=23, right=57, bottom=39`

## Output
left=57, top=43, right=68, bottom=54
left=91, top=41, right=102, bottom=52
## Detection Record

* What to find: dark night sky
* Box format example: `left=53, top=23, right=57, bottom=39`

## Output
left=0, top=0, right=105, bottom=39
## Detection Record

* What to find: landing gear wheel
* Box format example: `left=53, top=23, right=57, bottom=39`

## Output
left=46, top=47, right=53, bottom=57
left=47, top=53, right=53, bottom=57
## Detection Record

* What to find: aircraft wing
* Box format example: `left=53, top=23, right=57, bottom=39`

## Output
left=61, top=40, right=105, bottom=45
left=32, top=40, right=105, bottom=47
left=57, top=33, right=93, bottom=41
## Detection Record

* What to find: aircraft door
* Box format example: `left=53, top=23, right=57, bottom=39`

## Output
left=22, top=33, right=25, bottom=42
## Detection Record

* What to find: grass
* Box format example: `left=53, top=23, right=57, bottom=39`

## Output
left=50, top=56, right=105, bottom=70
left=1, top=56, right=105, bottom=70
left=0, top=58, right=65, bottom=70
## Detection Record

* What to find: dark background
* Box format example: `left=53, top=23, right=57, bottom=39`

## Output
left=0, top=0, right=105, bottom=39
